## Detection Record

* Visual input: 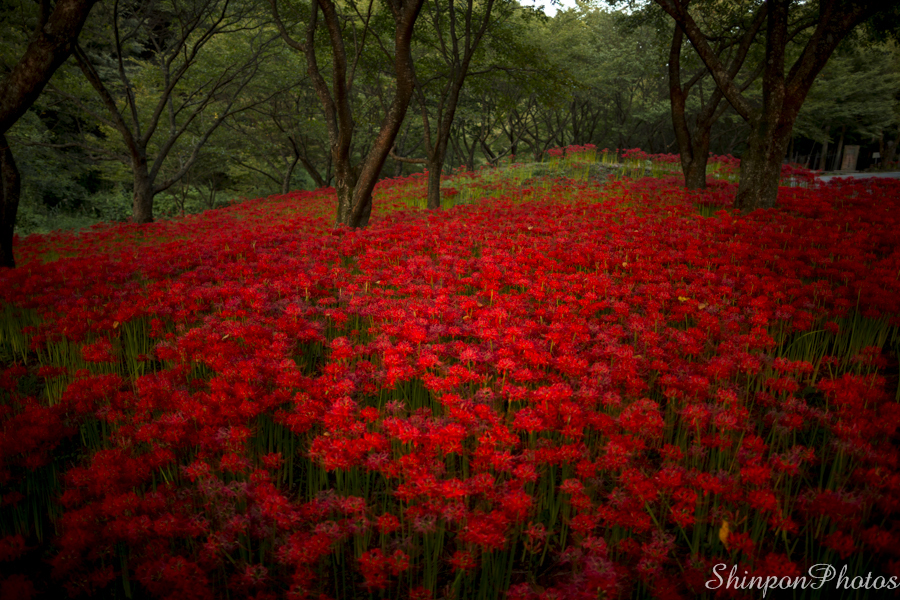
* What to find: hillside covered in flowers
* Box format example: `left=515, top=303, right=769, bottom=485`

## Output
left=2, top=152, right=900, bottom=599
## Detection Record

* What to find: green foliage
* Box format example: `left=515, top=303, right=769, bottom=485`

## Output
left=795, top=41, right=900, bottom=144
left=5, top=104, right=126, bottom=236
left=8, top=112, right=93, bottom=208
left=156, top=186, right=236, bottom=218
left=3, top=0, right=898, bottom=238
left=14, top=187, right=131, bottom=237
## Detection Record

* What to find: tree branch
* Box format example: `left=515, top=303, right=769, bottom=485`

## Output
left=390, top=145, right=427, bottom=164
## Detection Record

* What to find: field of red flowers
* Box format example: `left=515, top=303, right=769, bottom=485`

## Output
left=1, top=151, right=899, bottom=599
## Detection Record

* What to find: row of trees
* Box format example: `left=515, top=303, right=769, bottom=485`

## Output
left=1, top=0, right=898, bottom=266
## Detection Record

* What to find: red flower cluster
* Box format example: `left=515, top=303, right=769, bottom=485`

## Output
left=2, top=153, right=899, bottom=599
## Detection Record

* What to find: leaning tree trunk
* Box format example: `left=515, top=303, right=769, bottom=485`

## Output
left=329, top=11, right=421, bottom=227
left=299, top=0, right=422, bottom=229
left=299, top=156, right=328, bottom=189
left=333, top=110, right=414, bottom=229
left=0, top=135, right=20, bottom=268
left=668, top=20, right=742, bottom=192
left=282, top=155, right=300, bottom=194
left=0, top=0, right=100, bottom=268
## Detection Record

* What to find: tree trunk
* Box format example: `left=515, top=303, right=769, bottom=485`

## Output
left=309, top=0, right=422, bottom=229
left=832, top=125, right=845, bottom=171
left=336, top=160, right=374, bottom=229
left=0, top=0, right=99, bottom=267
left=818, top=135, right=829, bottom=171
left=335, top=163, right=364, bottom=227
left=205, top=185, right=217, bottom=210
left=669, top=25, right=693, bottom=186
left=680, top=97, right=713, bottom=190
left=132, top=159, right=155, bottom=224
left=426, top=161, right=442, bottom=210
left=684, top=148, right=710, bottom=189
left=655, top=0, right=878, bottom=213
left=734, top=118, right=792, bottom=211
left=299, top=156, right=327, bottom=189
left=0, top=135, right=20, bottom=268
left=445, top=143, right=456, bottom=175
left=0, top=0, right=99, bottom=132
left=282, top=155, right=300, bottom=194
left=423, top=125, right=451, bottom=210
left=885, top=124, right=900, bottom=165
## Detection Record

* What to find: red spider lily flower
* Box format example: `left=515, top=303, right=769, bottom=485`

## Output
left=261, top=452, right=283, bottom=470
left=500, top=487, right=533, bottom=521
left=823, top=530, right=858, bottom=560
left=376, top=513, right=400, bottom=535
left=357, top=549, right=409, bottom=589
left=459, top=510, right=509, bottom=551
left=135, top=555, right=214, bottom=600
left=6, top=149, right=900, bottom=599
left=621, top=468, right=659, bottom=503
left=449, top=550, right=478, bottom=572
left=505, top=583, right=539, bottom=600
left=0, top=534, right=27, bottom=561
left=408, top=587, right=432, bottom=600
left=80, top=338, right=116, bottom=363
left=0, top=574, right=36, bottom=600
left=668, top=488, right=698, bottom=528
left=570, top=513, right=597, bottom=536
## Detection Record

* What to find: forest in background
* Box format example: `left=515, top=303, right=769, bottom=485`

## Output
left=2, top=0, right=899, bottom=235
